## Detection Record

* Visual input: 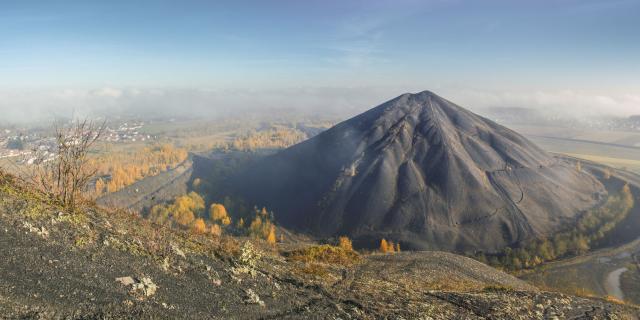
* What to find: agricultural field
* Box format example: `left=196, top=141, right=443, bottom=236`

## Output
left=510, top=124, right=640, bottom=147
left=507, top=124, right=640, bottom=175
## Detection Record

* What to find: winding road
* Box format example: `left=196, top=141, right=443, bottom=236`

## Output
left=604, top=267, right=628, bottom=300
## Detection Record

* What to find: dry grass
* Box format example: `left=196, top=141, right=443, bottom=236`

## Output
left=604, top=295, right=627, bottom=305
left=287, top=244, right=361, bottom=266
left=0, top=167, right=242, bottom=264
left=534, top=282, right=598, bottom=299
left=297, top=263, right=329, bottom=277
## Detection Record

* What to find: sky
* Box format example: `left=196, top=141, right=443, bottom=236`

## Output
left=1, top=0, right=639, bottom=121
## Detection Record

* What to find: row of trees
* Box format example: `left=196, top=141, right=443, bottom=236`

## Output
left=479, top=184, right=634, bottom=270
left=228, top=127, right=307, bottom=152
left=92, top=144, right=188, bottom=195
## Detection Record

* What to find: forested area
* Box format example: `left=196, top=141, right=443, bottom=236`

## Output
left=91, top=144, right=188, bottom=195
left=147, top=191, right=279, bottom=244
left=475, top=184, right=635, bottom=271
left=227, top=127, right=307, bottom=151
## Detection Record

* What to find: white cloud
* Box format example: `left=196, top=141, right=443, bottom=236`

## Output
left=0, top=86, right=639, bottom=124
left=446, top=89, right=640, bottom=118
left=92, top=87, right=123, bottom=98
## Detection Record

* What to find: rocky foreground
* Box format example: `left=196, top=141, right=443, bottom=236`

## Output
left=0, top=172, right=638, bottom=319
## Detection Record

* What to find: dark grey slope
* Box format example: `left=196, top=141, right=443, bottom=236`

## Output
left=233, top=91, right=605, bottom=252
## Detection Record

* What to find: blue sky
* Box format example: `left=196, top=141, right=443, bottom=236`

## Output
left=1, top=0, right=639, bottom=119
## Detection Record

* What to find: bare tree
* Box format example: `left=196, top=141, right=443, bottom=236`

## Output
left=28, top=119, right=105, bottom=209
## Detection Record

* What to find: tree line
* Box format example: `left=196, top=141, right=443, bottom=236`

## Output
left=147, top=192, right=279, bottom=244
left=92, top=144, right=188, bottom=195
left=227, top=126, right=307, bottom=152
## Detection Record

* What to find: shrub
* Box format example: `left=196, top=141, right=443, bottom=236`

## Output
left=232, top=241, right=262, bottom=276
left=210, top=223, right=222, bottom=237
left=288, top=245, right=361, bottom=266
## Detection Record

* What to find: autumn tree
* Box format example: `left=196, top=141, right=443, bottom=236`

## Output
left=210, top=203, right=231, bottom=225
left=170, top=192, right=205, bottom=224
left=338, top=236, right=353, bottom=251
left=248, top=208, right=277, bottom=241
left=192, top=218, right=207, bottom=234
left=28, top=119, right=105, bottom=209
left=174, top=209, right=195, bottom=226
left=187, top=192, right=205, bottom=216
left=379, top=239, right=389, bottom=253
left=249, top=215, right=264, bottom=237
left=266, top=225, right=277, bottom=245
left=387, top=241, right=395, bottom=253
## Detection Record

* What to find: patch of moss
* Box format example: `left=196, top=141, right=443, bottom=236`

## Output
left=107, top=236, right=150, bottom=257
left=74, top=232, right=98, bottom=248
left=57, top=212, right=89, bottom=227
left=22, top=201, right=52, bottom=220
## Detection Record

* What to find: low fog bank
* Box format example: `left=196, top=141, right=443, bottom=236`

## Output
left=0, top=87, right=638, bottom=126
left=0, top=87, right=391, bottom=125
